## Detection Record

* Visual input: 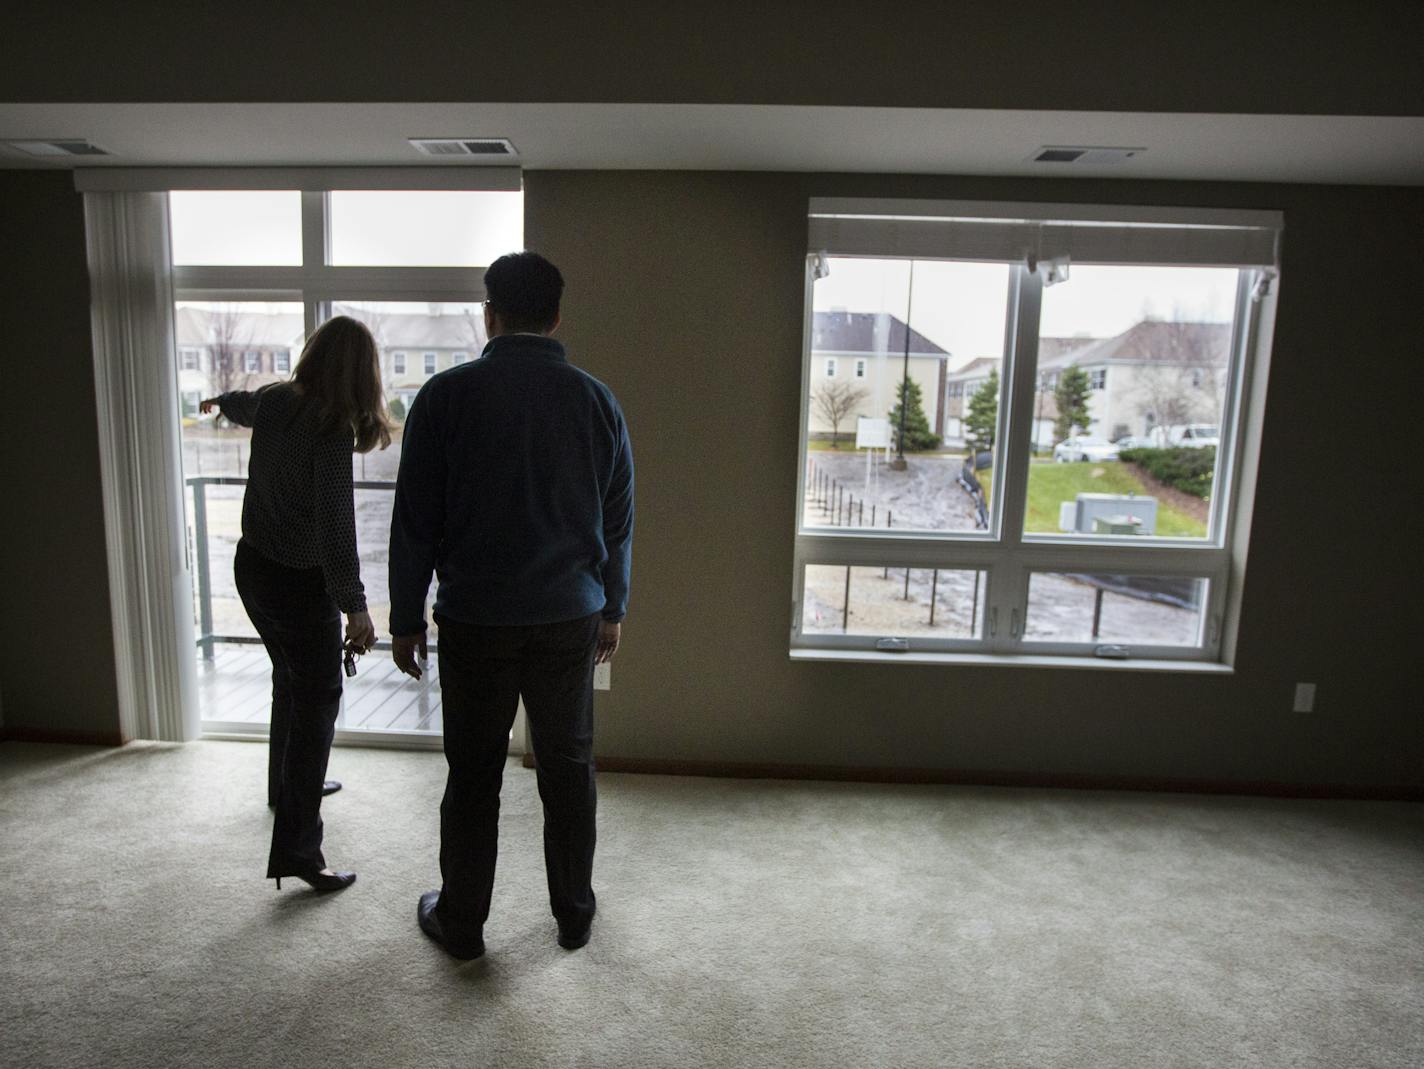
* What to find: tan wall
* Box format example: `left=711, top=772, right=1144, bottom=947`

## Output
left=0, top=171, right=122, bottom=742
left=3, top=167, right=1420, bottom=790
left=527, top=170, right=1423, bottom=791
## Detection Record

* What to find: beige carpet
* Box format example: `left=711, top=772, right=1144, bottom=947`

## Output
left=1, top=740, right=1420, bottom=1068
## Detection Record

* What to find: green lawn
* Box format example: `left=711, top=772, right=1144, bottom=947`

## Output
left=981, top=461, right=1206, bottom=537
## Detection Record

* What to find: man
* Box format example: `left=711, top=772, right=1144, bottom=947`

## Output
left=388, top=251, right=633, bottom=959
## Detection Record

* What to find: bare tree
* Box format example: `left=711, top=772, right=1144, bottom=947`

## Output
left=1130, top=322, right=1229, bottom=442
left=207, top=304, right=253, bottom=400
left=813, top=382, right=870, bottom=448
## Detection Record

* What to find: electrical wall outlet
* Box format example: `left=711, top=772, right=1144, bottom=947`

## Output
left=1293, top=682, right=1316, bottom=713
left=594, top=662, right=611, bottom=691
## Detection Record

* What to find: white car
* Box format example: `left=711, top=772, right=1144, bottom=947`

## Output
left=1053, top=435, right=1120, bottom=463
left=1148, top=424, right=1220, bottom=449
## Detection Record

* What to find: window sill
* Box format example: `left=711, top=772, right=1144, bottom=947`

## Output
left=789, top=648, right=1234, bottom=674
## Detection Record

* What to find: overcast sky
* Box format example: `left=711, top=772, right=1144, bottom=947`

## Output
left=169, top=189, right=524, bottom=268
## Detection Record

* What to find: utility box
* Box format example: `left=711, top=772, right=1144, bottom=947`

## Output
left=1060, top=493, right=1158, bottom=535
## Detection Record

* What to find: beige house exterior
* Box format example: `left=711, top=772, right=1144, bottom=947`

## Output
left=808, top=311, right=949, bottom=442
left=942, top=320, right=1230, bottom=449
left=174, top=304, right=488, bottom=419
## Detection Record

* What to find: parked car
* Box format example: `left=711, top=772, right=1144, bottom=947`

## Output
left=1148, top=423, right=1220, bottom=449
left=1113, top=434, right=1157, bottom=450
left=1053, top=436, right=1120, bottom=463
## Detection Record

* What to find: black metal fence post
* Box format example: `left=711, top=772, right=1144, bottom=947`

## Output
left=842, top=566, right=852, bottom=632
left=1092, top=587, right=1105, bottom=638
left=193, top=480, right=214, bottom=661
left=929, top=569, right=939, bottom=626
left=971, top=571, right=981, bottom=636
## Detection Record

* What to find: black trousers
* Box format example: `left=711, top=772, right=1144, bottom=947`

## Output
left=433, top=611, right=600, bottom=948
left=234, top=538, right=343, bottom=878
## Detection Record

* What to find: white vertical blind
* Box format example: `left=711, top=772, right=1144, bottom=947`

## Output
left=84, top=191, right=200, bottom=742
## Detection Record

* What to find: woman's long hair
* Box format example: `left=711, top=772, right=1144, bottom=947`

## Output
left=291, top=315, right=392, bottom=454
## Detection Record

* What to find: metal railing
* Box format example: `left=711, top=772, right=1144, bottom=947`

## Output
left=188, top=474, right=420, bottom=660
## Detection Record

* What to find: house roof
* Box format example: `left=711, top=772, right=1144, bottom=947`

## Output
left=950, top=356, right=1000, bottom=380
left=1037, top=321, right=1231, bottom=370
left=335, top=305, right=485, bottom=350
left=811, top=311, right=948, bottom=357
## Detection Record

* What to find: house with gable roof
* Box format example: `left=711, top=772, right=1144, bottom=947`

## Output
left=942, top=320, right=1230, bottom=449
left=809, top=310, right=950, bottom=442
left=173, top=303, right=488, bottom=419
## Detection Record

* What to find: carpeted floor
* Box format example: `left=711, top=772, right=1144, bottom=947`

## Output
left=1, top=740, right=1420, bottom=1069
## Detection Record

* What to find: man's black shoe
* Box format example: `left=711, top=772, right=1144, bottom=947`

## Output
left=557, top=917, right=593, bottom=950
left=417, top=890, right=485, bottom=960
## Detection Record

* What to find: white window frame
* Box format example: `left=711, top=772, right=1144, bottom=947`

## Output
left=792, top=198, right=1281, bottom=670
left=1088, top=368, right=1107, bottom=390
left=392, top=350, right=407, bottom=374
left=825, top=357, right=837, bottom=378
left=243, top=349, right=260, bottom=373
left=855, top=358, right=867, bottom=379
left=179, top=347, right=200, bottom=371
left=452, top=351, right=468, bottom=365
left=273, top=349, right=290, bottom=373
left=424, top=351, right=437, bottom=375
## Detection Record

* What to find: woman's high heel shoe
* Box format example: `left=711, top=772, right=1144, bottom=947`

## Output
left=274, top=868, right=356, bottom=893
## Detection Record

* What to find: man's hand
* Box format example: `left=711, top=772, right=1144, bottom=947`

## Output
left=392, top=632, right=428, bottom=680
left=198, top=397, right=219, bottom=415
left=345, top=610, right=376, bottom=653
left=595, top=620, right=621, bottom=665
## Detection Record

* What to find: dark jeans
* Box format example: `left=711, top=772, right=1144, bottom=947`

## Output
left=234, top=538, right=343, bottom=877
left=434, top=611, right=600, bottom=949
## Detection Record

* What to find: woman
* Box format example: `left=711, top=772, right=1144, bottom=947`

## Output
left=200, top=315, right=391, bottom=893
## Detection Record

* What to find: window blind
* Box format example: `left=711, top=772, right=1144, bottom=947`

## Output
left=808, top=198, right=1281, bottom=268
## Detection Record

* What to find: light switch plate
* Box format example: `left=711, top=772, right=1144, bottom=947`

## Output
left=1293, top=682, right=1315, bottom=713
left=594, top=662, right=611, bottom=691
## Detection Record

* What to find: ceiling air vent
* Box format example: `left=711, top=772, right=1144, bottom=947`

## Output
left=408, top=138, right=517, bottom=158
left=1030, top=146, right=1145, bottom=164
left=2, top=138, right=111, bottom=157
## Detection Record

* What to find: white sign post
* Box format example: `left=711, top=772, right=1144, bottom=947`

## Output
left=856, top=417, right=892, bottom=499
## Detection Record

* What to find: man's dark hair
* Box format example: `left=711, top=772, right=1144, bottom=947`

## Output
left=483, top=251, right=564, bottom=333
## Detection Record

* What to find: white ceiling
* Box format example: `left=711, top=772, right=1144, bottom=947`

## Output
left=1, top=102, right=1422, bottom=186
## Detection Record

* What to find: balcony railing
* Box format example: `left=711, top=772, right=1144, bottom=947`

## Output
left=186, top=473, right=449, bottom=737
left=187, top=474, right=431, bottom=659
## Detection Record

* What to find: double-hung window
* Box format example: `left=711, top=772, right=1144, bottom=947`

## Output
left=793, top=198, right=1281, bottom=666
left=424, top=351, right=438, bottom=375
